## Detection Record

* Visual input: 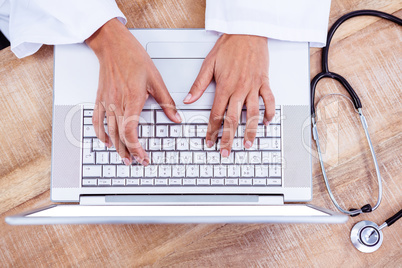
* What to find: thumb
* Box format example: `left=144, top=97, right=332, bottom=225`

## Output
left=151, top=77, right=182, bottom=124
left=183, top=57, right=214, bottom=104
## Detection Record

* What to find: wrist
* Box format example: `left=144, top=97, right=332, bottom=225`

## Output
left=85, top=18, right=129, bottom=58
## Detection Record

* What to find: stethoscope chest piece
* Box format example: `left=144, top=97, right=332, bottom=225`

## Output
left=350, top=221, right=383, bottom=253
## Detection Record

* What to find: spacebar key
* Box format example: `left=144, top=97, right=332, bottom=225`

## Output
left=156, top=110, right=210, bottom=124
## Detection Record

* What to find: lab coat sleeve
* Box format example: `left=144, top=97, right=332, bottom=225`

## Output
left=205, top=0, right=331, bottom=47
left=6, top=0, right=127, bottom=58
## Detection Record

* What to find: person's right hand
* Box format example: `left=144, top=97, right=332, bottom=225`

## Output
left=86, top=18, right=182, bottom=166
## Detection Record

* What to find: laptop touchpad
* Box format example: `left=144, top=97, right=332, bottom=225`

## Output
left=152, top=59, right=215, bottom=94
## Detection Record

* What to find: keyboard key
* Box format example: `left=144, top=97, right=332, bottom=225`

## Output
left=211, top=178, right=224, bottom=185
left=221, top=153, right=234, bottom=164
left=181, top=110, right=210, bottom=124
left=170, top=125, right=182, bottom=137
left=204, top=141, right=216, bottom=150
left=103, top=165, right=116, bottom=177
left=93, top=138, right=106, bottom=151
left=235, top=152, right=248, bottom=164
left=152, top=152, right=165, bottom=164
left=117, top=165, right=129, bottom=177
left=197, top=125, right=208, bottom=137
left=98, top=179, right=112, bottom=186
left=180, top=152, right=193, bottom=164
left=183, top=178, right=196, bottom=185
left=256, top=125, right=265, bottom=137
left=266, top=125, right=280, bottom=137
left=83, top=125, right=96, bottom=137
left=131, top=166, right=144, bottom=177
left=126, top=179, right=139, bottom=185
left=255, top=165, right=269, bottom=177
left=241, top=165, right=254, bottom=177
left=112, top=179, right=125, bottom=186
left=139, top=110, right=154, bottom=124
left=83, top=117, right=93, bottom=125
left=141, top=179, right=153, bottom=185
left=186, top=165, right=199, bottom=177
left=271, top=110, right=281, bottom=124
left=110, top=152, right=122, bottom=164
left=253, top=178, right=266, bottom=185
left=162, top=138, right=176, bottom=151
left=194, top=152, right=207, bottom=164
left=183, top=125, right=197, bottom=137
left=249, top=152, right=262, bottom=164
left=213, top=165, right=227, bottom=177
left=267, top=178, right=281, bottom=186
left=84, top=110, right=94, bottom=117
left=83, top=165, right=101, bottom=177
left=197, top=178, right=210, bottom=185
left=159, top=165, right=171, bottom=177
left=166, top=152, right=179, bottom=164
left=239, top=178, right=253, bottom=185
left=232, top=138, right=243, bottom=150
left=169, top=178, right=182, bottom=185
left=172, top=165, right=186, bottom=177
left=82, top=148, right=95, bottom=164
left=138, top=138, right=148, bottom=150
left=225, top=178, right=238, bottom=185
left=149, top=138, right=162, bottom=150
left=177, top=138, right=190, bottom=150
left=207, top=152, right=220, bottom=164
left=83, top=179, right=97, bottom=186
left=96, top=152, right=109, bottom=164
left=189, top=138, right=203, bottom=150
left=144, top=165, right=157, bottom=177
left=237, top=125, right=246, bottom=137
left=269, top=165, right=282, bottom=177
left=259, top=138, right=276, bottom=150
left=141, top=125, right=153, bottom=137
left=156, top=125, right=168, bottom=137
left=155, top=179, right=168, bottom=185
left=227, top=165, right=240, bottom=177
left=200, top=165, right=213, bottom=177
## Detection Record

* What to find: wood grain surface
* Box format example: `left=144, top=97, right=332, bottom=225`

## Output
left=1, top=0, right=401, bottom=267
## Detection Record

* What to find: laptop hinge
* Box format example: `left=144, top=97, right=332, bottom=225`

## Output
left=79, top=195, right=284, bottom=206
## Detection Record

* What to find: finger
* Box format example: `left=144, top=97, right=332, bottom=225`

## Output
left=184, top=57, right=214, bottom=104
left=220, top=95, right=244, bottom=157
left=206, top=85, right=230, bottom=147
left=106, top=106, right=131, bottom=165
left=122, top=101, right=149, bottom=166
left=150, top=74, right=182, bottom=124
left=259, top=81, right=275, bottom=125
left=244, top=91, right=260, bottom=149
left=92, top=101, right=111, bottom=147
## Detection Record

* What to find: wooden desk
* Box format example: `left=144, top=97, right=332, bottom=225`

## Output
left=1, top=0, right=401, bottom=266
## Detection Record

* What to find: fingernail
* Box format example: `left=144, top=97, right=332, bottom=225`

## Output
left=143, top=158, right=150, bottom=166
left=183, top=93, right=192, bottom=103
left=206, top=140, right=214, bottom=148
left=123, top=158, right=131, bottom=166
left=263, top=118, right=270, bottom=126
left=221, top=149, right=229, bottom=158
left=175, top=112, right=182, bottom=122
left=245, top=141, right=252, bottom=149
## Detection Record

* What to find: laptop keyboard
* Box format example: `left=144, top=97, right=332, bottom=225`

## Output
left=82, top=108, right=282, bottom=187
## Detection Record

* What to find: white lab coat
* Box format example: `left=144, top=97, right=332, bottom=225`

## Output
left=0, top=0, right=331, bottom=59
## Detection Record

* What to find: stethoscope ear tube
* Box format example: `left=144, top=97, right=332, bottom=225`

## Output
left=310, top=71, right=362, bottom=118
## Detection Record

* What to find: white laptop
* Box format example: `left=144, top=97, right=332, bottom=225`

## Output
left=6, top=29, right=347, bottom=224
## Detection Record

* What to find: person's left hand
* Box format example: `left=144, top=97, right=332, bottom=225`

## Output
left=183, top=34, right=275, bottom=157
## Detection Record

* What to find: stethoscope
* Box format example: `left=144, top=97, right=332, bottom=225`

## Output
left=311, top=10, right=402, bottom=252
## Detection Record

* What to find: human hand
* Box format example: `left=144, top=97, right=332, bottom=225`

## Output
left=183, top=34, right=275, bottom=157
left=86, top=18, right=181, bottom=166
